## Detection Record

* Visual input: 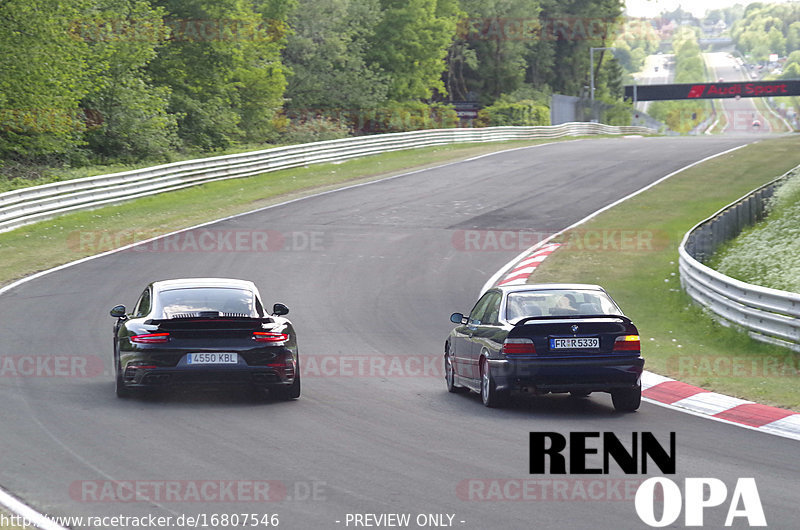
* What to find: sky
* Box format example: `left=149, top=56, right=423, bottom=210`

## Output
left=624, top=0, right=793, bottom=18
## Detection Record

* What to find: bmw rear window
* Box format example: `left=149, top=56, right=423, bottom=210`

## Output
left=506, top=290, right=622, bottom=320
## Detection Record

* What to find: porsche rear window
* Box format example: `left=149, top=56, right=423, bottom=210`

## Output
left=159, top=288, right=257, bottom=318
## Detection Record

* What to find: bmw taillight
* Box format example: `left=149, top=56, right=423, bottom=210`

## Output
left=130, top=333, right=170, bottom=344
left=502, top=338, right=536, bottom=355
left=253, top=332, right=289, bottom=344
left=613, top=335, right=640, bottom=352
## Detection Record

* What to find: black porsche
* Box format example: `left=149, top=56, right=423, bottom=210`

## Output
left=110, top=278, right=300, bottom=400
left=445, top=284, right=643, bottom=411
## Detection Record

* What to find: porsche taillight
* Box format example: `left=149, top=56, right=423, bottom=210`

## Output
left=613, top=335, right=640, bottom=352
left=502, top=338, right=536, bottom=355
left=253, top=332, right=289, bottom=344
left=130, top=333, right=170, bottom=344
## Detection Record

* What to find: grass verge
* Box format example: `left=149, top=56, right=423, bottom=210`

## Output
left=707, top=107, right=728, bottom=134
left=530, top=134, right=800, bottom=411
left=709, top=165, right=800, bottom=292
left=751, top=97, right=791, bottom=133
left=0, top=137, right=597, bottom=288
left=0, top=140, right=308, bottom=193
left=0, top=508, right=28, bottom=529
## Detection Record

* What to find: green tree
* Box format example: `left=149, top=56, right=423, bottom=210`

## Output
left=732, top=2, right=800, bottom=62
left=367, top=0, right=462, bottom=101
left=767, top=26, right=786, bottom=56
left=79, top=0, right=177, bottom=162
left=454, top=0, right=540, bottom=104
left=148, top=0, right=290, bottom=150
left=0, top=0, right=92, bottom=162
left=537, top=0, right=625, bottom=97
left=283, top=0, right=388, bottom=110
left=786, top=22, right=800, bottom=55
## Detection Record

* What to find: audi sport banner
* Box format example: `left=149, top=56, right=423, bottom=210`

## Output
left=624, top=80, right=800, bottom=101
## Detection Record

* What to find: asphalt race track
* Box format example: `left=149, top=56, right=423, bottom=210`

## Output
left=1, top=136, right=797, bottom=529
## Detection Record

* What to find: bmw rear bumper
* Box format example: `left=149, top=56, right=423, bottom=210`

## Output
left=488, top=355, right=644, bottom=394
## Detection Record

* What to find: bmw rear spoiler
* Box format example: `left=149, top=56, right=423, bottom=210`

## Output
left=514, top=315, right=632, bottom=326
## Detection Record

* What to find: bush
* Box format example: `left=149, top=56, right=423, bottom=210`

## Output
left=599, top=99, right=634, bottom=126
left=279, top=116, right=351, bottom=145
left=476, top=99, right=550, bottom=127
left=711, top=169, right=800, bottom=292
left=347, top=101, right=459, bottom=134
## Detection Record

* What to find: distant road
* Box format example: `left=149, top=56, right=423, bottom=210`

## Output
left=632, top=53, right=674, bottom=114
left=703, top=52, right=775, bottom=135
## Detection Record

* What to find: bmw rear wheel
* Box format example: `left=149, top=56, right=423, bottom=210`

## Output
left=481, top=358, right=506, bottom=408
left=445, top=353, right=465, bottom=393
left=611, top=381, right=641, bottom=412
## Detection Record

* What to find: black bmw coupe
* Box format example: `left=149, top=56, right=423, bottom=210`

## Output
left=110, top=278, right=299, bottom=400
left=445, top=284, right=643, bottom=411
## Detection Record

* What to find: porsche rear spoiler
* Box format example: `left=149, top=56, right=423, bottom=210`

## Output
left=143, top=316, right=276, bottom=330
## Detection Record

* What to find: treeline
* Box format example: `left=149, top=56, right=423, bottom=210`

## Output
left=731, top=2, right=800, bottom=62
left=611, top=18, right=660, bottom=76
left=1, top=0, right=627, bottom=175
left=648, top=27, right=711, bottom=133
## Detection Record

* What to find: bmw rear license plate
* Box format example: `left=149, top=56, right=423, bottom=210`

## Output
left=550, top=337, right=599, bottom=349
left=187, top=352, right=238, bottom=364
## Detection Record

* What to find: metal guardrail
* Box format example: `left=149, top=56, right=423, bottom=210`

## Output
left=0, top=123, right=654, bottom=233
left=679, top=165, right=800, bottom=352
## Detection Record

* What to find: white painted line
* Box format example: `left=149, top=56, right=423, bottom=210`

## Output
left=671, top=392, right=753, bottom=417
left=498, top=279, right=527, bottom=286
left=0, top=490, right=67, bottom=530
left=0, top=138, right=582, bottom=523
left=760, top=414, right=800, bottom=440
left=641, top=371, right=673, bottom=389
left=482, top=141, right=800, bottom=441
left=506, top=267, right=536, bottom=276
left=0, top=139, right=569, bottom=299
left=483, top=143, right=750, bottom=294
left=642, top=397, right=800, bottom=441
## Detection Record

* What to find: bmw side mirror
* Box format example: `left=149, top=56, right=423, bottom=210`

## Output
left=450, top=312, right=466, bottom=324
left=272, top=303, right=289, bottom=316
left=110, top=305, right=127, bottom=319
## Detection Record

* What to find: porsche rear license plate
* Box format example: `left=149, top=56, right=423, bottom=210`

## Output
left=187, top=352, right=238, bottom=364
left=550, top=337, right=599, bottom=349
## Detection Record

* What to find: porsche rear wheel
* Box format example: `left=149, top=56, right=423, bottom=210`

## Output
left=274, top=373, right=301, bottom=401
left=115, top=356, right=132, bottom=399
